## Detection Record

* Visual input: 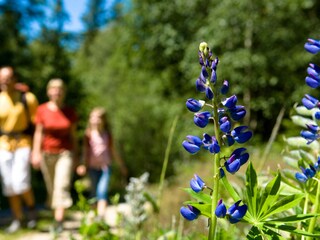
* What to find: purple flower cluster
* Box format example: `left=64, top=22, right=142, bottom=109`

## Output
left=296, top=38, right=320, bottom=182
left=215, top=199, right=247, bottom=224
left=295, top=157, right=320, bottom=183
left=180, top=42, right=250, bottom=223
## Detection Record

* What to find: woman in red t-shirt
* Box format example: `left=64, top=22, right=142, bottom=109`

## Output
left=31, top=78, right=78, bottom=233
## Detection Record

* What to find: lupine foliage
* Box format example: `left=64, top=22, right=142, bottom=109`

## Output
left=180, top=42, right=320, bottom=239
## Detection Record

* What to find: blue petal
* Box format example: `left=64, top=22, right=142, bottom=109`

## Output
left=305, top=76, right=320, bottom=88
left=305, top=42, right=320, bottom=54
left=229, top=205, right=247, bottom=224
left=206, top=87, right=214, bottom=100
left=225, top=159, right=241, bottom=174
left=295, top=172, right=308, bottom=183
left=223, top=95, right=237, bottom=109
left=182, top=141, right=201, bottom=154
left=220, top=80, right=229, bottom=95
left=196, top=78, right=206, bottom=92
left=180, top=206, right=200, bottom=221
left=215, top=199, right=227, bottom=218
left=190, top=178, right=203, bottom=192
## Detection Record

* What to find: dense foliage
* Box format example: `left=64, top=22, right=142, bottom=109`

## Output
left=0, top=0, right=320, bottom=184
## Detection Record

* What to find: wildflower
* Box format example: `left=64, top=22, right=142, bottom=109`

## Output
left=227, top=200, right=248, bottom=224
left=186, top=98, right=205, bottom=112
left=302, top=94, right=319, bottom=110
left=229, top=105, right=246, bottom=121
left=202, top=133, right=220, bottom=154
left=182, top=135, right=203, bottom=154
left=215, top=199, right=247, bottom=224
left=223, top=95, right=237, bottom=109
left=300, top=124, right=320, bottom=144
left=225, top=148, right=249, bottom=174
left=220, top=80, right=229, bottom=95
left=196, top=77, right=207, bottom=92
left=304, top=38, right=320, bottom=54
left=215, top=199, right=227, bottom=218
left=190, top=174, right=206, bottom=193
left=180, top=205, right=200, bottom=221
left=231, top=126, right=253, bottom=144
left=295, top=166, right=316, bottom=183
left=219, top=116, right=231, bottom=133
left=194, top=111, right=211, bottom=128
left=206, top=86, right=214, bottom=100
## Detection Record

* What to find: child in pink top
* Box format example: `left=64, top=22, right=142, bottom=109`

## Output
left=77, top=107, right=127, bottom=219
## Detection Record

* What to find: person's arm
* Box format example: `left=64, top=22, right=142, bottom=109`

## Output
left=76, top=133, right=90, bottom=176
left=31, top=123, right=43, bottom=169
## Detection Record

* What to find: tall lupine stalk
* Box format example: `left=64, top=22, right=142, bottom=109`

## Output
left=297, top=38, right=320, bottom=239
left=180, top=42, right=252, bottom=239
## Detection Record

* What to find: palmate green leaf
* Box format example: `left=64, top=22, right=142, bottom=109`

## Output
left=264, top=223, right=320, bottom=238
left=260, top=194, right=304, bottom=221
left=257, top=172, right=281, bottom=219
left=189, top=203, right=212, bottom=218
left=246, top=226, right=286, bottom=240
left=246, top=162, right=258, bottom=218
left=182, top=188, right=211, bottom=204
left=266, top=214, right=320, bottom=224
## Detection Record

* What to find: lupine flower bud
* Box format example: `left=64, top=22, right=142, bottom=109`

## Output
left=210, top=69, right=217, bottom=84
left=206, top=87, right=214, bottom=100
left=196, top=78, right=206, bottom=92
left=315, top=111, right=320, bottom=120
left=199, top=42, right=208, bottom=53
left=307, top=63, right=320, bottom=78
left=215, top=199, right=227, bottom=218
left=304, top=38, right=320, bottom=54
left=190, top=174, right=206, bottom=193
left=220, top=80, right=229, bottom=95
left=186, top=98, right=205, bottom=112
left=209, top=137, right=220, bottom=154
left=180, top=205, right=200, bottom=221
left=301, top=130, right=319, bottom=144
left=194, top=111, right=211, bottom=128
left=223, top=95, right=237, bottom=109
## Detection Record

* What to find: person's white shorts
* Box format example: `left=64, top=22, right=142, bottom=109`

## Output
left=0, top=147, right=32, bottom=196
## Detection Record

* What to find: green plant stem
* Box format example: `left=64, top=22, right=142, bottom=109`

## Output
left=307, top=180, right=320, bottom=240
left=158, top=115, right=179, bottom=209
left=301, top=193, right=309, bottom=240
left=208, top=96, right=222, bottom=240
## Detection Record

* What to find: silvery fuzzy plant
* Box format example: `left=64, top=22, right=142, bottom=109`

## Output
left=180, top=42, right=320, bottom=239
left=122, top=172, right=155, bottom=240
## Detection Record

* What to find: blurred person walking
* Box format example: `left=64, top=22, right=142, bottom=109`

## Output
left=31, top=78, right=78, bottom=234
left=0, top=66, right=38, bottom=233
left=76, top=107, right=127, bottom=220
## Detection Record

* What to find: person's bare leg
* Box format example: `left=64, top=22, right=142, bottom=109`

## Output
left=6, top=195, right=22, bottom=233
left=54, top=207, right=65, bottom=222
left=21, top=189, right=35, bottom=207
left=97, top=200, right=107, bottom=219
left=21, top=189, right=37, bottom=228
left=8, top=195, right=23, bottom=220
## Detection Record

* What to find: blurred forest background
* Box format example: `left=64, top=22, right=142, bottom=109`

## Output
left=1, top=0, right=320, bottom=204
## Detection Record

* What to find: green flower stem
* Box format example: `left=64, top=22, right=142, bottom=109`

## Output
left=307, top=179, right=320, bottom=240
left=208, top=95, right=222, bottom=240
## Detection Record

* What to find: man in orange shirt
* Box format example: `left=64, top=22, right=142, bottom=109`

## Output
left=0, top=66, right=38, bottom=233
